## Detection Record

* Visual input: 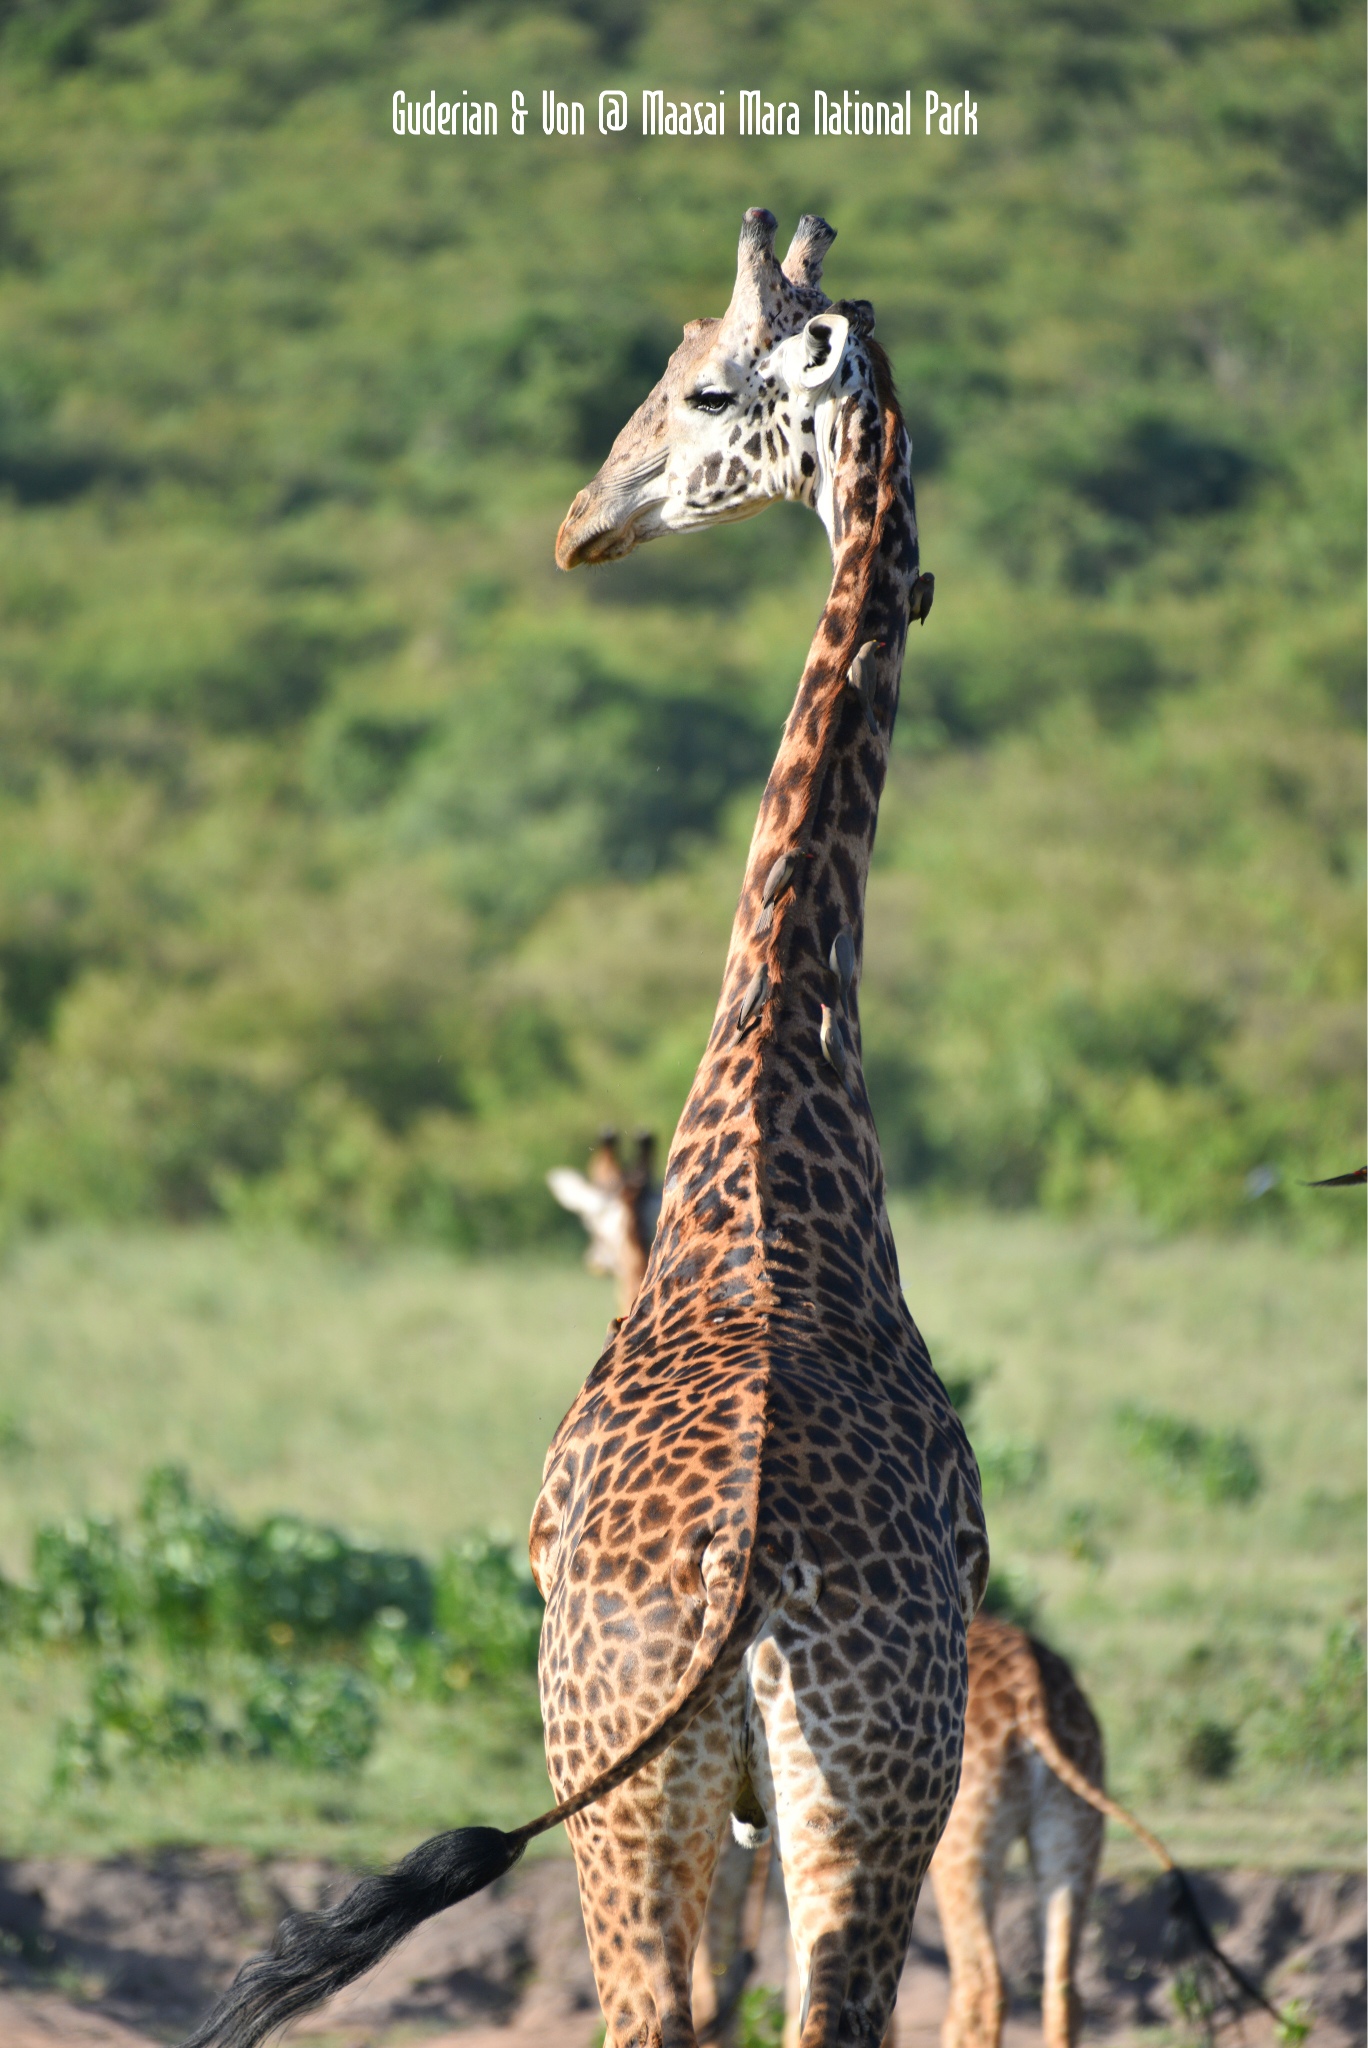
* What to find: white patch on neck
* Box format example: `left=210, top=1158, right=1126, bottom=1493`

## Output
left=812, top=395, right=853, bottom=550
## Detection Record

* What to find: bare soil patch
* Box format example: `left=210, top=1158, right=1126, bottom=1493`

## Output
left=0, top=1852, right=1361, bottom=2046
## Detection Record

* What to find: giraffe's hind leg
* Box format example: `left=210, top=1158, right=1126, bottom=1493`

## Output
left=568, top=1686, right=744, bottom=2048
left=929, top=1822, right=1012, bottom=2048
left=928, top=1745, right=1029, bottom=2048
left=1026, top=1757, right=1104, bottom=2048
left=746, top=1621, right=960, bottom=2048
left=694, top=1830, right=771, bottom=2046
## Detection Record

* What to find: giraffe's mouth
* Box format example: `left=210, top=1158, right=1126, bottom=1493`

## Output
left=555, top=455, right=669, bottom=570
left=555, top=509, right=642, bottom=569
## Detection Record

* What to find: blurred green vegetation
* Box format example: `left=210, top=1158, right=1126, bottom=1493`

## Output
left=0, top=1210, right=1360, bottom=1868
left=0, top=1463, right=543, bottom=1787
left=0, top=0, right=1359, bottom=1244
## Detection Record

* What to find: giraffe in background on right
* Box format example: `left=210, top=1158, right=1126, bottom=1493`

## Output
left=921, top=1615, right=1107, bottom=2048
left=553, top=1149, right=1285, bottom=2048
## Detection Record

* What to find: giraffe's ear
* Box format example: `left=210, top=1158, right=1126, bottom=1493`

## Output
left=777, top=312, right=851, bottom=393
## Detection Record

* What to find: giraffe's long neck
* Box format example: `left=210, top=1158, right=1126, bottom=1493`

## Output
left=640, top=359, right=920, bottom=1334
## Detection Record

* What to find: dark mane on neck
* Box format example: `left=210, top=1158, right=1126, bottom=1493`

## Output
left=866, top=336, right=902, bottom=427
left=834, top=336, right=907, bottom=671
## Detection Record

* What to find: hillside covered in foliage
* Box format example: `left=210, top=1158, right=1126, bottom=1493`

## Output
left=0, top=0, right=1361, bottom=1247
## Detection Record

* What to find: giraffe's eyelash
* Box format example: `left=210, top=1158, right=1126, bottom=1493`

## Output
left=686, top=389, right=733, bottom=414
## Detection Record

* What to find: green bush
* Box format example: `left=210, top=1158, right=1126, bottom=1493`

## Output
left=2, top=1466, right=442, bottom=1660
left=53, top=1655, right=383, bottom=1781
left=234, top=1514, right=433, bottom=1655
left=1261, top=1624, right=1367, bottom=1775
left=31, top=1516, right=140, bottom=1649
left=977, top=1568, right=1040, bottom=1632
left=1182, top=1719, right=1240, bottom=1781
left=134, top=1463, right=245, bottom=1651
left=434, top=1537, right=543, bottom=1684
left=0, top=1467, right=545, bottom=1786
left=736, top=1988, right=786, bottom=2048
left=242, top=1664, right=380, bottom=1772
left=54, top=1662, right=214, bottom=1786
left=1115, top=1405, right=1264, bottom=1506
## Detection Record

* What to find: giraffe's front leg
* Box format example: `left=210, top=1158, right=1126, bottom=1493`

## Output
left=566, top=1678, right=748, bottom=2048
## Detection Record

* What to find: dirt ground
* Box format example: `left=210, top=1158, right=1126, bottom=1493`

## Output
left=0, top=1850, right=1362, bottom=2047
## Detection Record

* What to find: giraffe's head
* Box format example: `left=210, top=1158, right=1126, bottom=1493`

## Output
left=556, top=209, right=871, bottom=569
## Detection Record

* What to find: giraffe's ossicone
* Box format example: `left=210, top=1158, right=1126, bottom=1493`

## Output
left=182, top=210, right=989, bottom=2048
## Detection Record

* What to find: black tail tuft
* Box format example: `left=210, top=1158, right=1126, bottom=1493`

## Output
left=183, top=1826, right=525, bottom=2048
left=1165, top=1867, right=1283, bottom=2024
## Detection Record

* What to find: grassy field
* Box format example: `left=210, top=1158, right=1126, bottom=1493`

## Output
left=0, top=1206, right=1362, bottom=1872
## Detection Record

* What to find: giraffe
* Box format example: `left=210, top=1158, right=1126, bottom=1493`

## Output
left=701, top=1614, right=1283, bottom=2048
left=927, top=1615, right=1285, bottom=2048
left=548, top=1129, right=661, bottom=1320
left=925, top=1614, right=1106, bottom=2048
left=183, top=208, right=987, bottom=2048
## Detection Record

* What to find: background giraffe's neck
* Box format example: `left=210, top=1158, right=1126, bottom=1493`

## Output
left=640, top=362, right=921, bottom=1332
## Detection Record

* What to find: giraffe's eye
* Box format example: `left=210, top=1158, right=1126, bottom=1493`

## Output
left=686, top=388, right=732, bottom=414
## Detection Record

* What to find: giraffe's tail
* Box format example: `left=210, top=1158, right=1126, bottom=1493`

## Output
left=1019, top=1702, right=1286, bottom=2027
left=182, top=1542, right=763, bottom=2048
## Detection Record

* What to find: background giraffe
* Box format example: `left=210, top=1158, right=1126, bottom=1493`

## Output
left=185, top=207, right=988, bottom=2048
left=548, top=1129, right=661, bottom=1321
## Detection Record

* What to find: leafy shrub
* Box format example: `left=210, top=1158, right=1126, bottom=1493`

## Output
left=54, top=1662, right=213, bottom=1786
left=11, top=1469, right=543, bottom=1786
left=1261, top=1624, right=1366, bottom=1775
left=7, top=1467, right=440, bottom=1660
left=433, top=1537, right=543, bottom=1685
left=735, top=1988, right=786, bottom=2048
left=134, top=1463, right=243, bottom=1651
left=1182, top=1719, right=1240, bottom=1781
left=1115, top=1405, right=1263, bottom=1505
left=242, top=1664, right=379, bottom=1772
left=31, top=1515, right=139, bottom=1648
left=53, top=1655, right=382, bottom=1782
left=976, top=1436, right=1048, bottom=1500
left=0, top=0, right=1358, bottom=1254
left=1075, top=417, right=1260, bottom=530
left=0, top=1568, right=32, bottom=1640
left=234, top=1514, right=433, bottom=1655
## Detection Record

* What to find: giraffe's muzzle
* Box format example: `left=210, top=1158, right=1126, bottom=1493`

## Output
left=555, top=452, right=670, bottom=569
